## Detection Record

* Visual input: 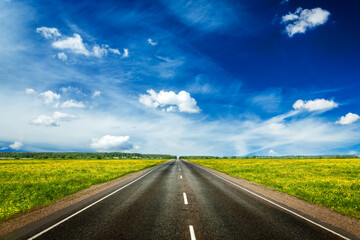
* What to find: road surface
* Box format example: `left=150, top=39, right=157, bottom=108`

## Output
left=3, top=160, right=357, bottom=240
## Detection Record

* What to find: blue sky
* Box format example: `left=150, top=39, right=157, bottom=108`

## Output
left=0, top=0, right=359, bottom=156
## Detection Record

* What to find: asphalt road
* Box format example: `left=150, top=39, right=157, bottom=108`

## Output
left=3, top=160, right=357, bottom=240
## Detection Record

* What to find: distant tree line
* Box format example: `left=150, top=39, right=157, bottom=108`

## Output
left=180, top=155, right=359, bottom=159
left=0, top=152, right=176, bottom=160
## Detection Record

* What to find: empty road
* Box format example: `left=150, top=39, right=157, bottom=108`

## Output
left=3, top=160, right=357, bottom=240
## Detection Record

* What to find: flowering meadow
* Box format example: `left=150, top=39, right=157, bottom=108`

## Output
left=0, top=159, right=166, bottom=221
left=189, top=158, right=360, bottom=219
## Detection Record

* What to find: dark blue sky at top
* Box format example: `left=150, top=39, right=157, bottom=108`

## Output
left=32, top=0, right=359, bottom=116
left=0, top=0, right=359, bottom=155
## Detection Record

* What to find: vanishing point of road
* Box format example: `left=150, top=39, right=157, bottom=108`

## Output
left=3, top=160, right=357, bottom=240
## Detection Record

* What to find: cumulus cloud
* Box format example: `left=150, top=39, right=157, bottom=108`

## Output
left=147, top=38, right=158, bottom=46
left=293, top=99, right=338, bottom=112
left=25, top=88, right=35, bottom=94
left=36, top=27, right=61, bottom=39
left=122, top=48, right=129, bottom=58
left=336, top=113, right=360, bottom=125
left=57, top=52, right=68, bottom=61
left=60, top=99, right=85, bottom=108
left=139, top=89, right=201, bottom=113
left=9, top=141, right=23, bottom=150
left=39, top=90, right=61, bottom=106
left=281, top=7, right=330, bottom=37
left=30, top=111, right=76, bottom=127
left=91, top=135, right=134, bottom=152
left=52, top=33, right=90, bottom=56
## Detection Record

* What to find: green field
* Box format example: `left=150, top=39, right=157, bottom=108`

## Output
left=0, top=159, right=166, bottom=221
left=188, top=158, right=360, bottom=219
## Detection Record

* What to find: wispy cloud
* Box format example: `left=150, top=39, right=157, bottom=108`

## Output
left=60, top=99, right=86, bottom=108
left=25, top=88, right=36, bottom=94
left=160, top=0, right=235, bottom=31
left=147, top=38, right=158, bottom=46
left=92, top=90, right=101, bottom=98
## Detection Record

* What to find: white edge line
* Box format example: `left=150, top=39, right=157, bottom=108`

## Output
left=189, top=225, right=196, bottom=240
left=183, top=192, right=189, bottom=205
left=28, top=163, right=166, bottom=240
left=187, top=161, right=352, bottom=240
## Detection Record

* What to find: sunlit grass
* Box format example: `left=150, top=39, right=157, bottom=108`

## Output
left=0, top=159, right=166, bottom=221
left=188, top=158, right=360, bottom=219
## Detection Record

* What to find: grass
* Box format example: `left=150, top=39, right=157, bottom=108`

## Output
left=188, top=158, right=360, bottom=219
left=0, top=159, right=166, bottom=221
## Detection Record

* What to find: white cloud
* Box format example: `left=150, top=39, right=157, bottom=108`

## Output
left=36, top=27, right=61, bottom=39
left=336, top=113, right=360, bottom=125
left=166, top=106, right=177, bottom=112
left=281, top=7, right=330, bottom=37
left=30, top=115, right=59, bottom=127
left=39, top=90, right=61, bottom=105
left=37, top=27, right=122, bottom=58
left=9, top=141, right=23, bottom=150
left=92, top=45, right=108, bottom=58
left=92, top=90, right=101, bottom=98
left=108, top=48, right=121, bottom=55
left=122, top=48, right=129, bottom=58
left=268, top=149, right=278, bottom=156
left=60, top=86, right=82, bottom=94
left=30, top=111, right=76, bottom=127
left=57, top=52, right=68, bottom=61
left=139, top=89, right=200, bottom=113
left=293, top=99, right=338, bottom=112
left=53, top=111, right=76, bottom=121
left=3, top=87, right=360, bottom=155
left=52, top=33, right=90, bottom=56
left=60, top=99, right=85, bottom=108
left=91, top=135, right=134, bottom=152
left=147, top=38, right=158, bottom=46
left=25, top=88, right=35, bottom=94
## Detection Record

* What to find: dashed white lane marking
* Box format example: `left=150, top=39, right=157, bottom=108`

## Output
left=189, top=162, right=352, bottom=240
left=183, top=192, right=189, bottom=205
left=28, top=164, right=165, bottom=240
left=189, top=225, right=196, bottom=240
left=180, top=175, right=183, bottom=179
